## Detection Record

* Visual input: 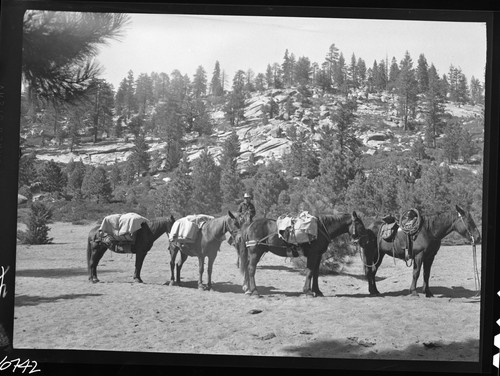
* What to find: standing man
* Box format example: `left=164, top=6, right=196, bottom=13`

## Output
left=238, top=193, right=256, bottom=223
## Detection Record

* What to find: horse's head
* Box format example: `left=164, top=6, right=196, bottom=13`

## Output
left=454, top=205, right=481, bottom=244
left=349, top=211, right=369, bottom=245
left=227, top=210, right=242, bottom=236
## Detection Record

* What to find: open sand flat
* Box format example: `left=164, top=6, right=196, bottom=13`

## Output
left=13, top=221, right=481, bottom=361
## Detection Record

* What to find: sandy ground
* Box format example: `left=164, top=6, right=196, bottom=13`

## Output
left=12, top=221, right=481, bottom=362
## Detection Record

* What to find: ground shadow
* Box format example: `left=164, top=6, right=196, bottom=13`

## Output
left=335, top=285, right=480, bottom=299
left=15, top=268, right=119, bottom=279
left=279, top=337, right=479, bottom=369
left=15, top=293, right=103, bottom=307
left=338, top=271, right=386, bottom=282
left=257, top=264, right=301, bottom=274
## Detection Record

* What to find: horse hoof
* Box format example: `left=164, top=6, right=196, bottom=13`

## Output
left=242, top=284, right=248, bottom=292
left=313, top=291, right=324, bottom=297
left=198, top=284, right=206, bottom=291
left=90, top=278, right=99, bottom=283
left=410, top=291, right=419, bottom=297
left=134, top=278, right=144, bottom=283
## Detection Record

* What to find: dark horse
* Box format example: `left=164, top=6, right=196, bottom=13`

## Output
left=167, top=211, right=241, bottom=290
left=237, top=212, right=368, bottom=297
left=361, top=205, right=481, bottom=297
left=87, top=215, right=175, bottom=283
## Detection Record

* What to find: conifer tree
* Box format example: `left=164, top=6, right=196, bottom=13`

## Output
left=39, top=159, right=66, bottom=194
left=109, top=159, right=122, bottom=190
left=210, top=61, right=224, bottom=97
left=252, top=159, right=288, bottom=217
left=193, top=65, right=208, bottom=98
left=127, top=133, right=151, bottom=177
left=387, top=56, right=400, bottom=92
left=18, top=152, right=38, bottom=188
left=163, top=154, right=192, bottom=217
left=66, top=159, right=86, bottom=197
left=87, top=166, right=112, bottom=203
left=191, top=149, right=222, bottom=214
left=135, top=73, right=154, bottom=113
left=416, top=53, right=429, bottom=94
left=396, top=51, right=418, bottom=130
left=424, top=64, right=446, bottom=147
left=18, top=202, right=53, bottom=245
left=469, top=76, right=484, bottom=105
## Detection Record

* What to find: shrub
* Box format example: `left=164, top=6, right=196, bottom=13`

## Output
left=17, top=202, right=53, bottom=244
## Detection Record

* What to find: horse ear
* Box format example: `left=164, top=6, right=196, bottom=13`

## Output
left=352, top=211, right=358, bottom=219
left=228, top=210, right=235, bottom=219
left=456, top=205, right=466, bottom=216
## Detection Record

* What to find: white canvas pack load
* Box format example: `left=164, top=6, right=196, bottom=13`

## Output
left=169, top=214, right=214, bottom=243
left=98, top=213, right=150, bottom=253
left=277, top=211, right=318, bottom=245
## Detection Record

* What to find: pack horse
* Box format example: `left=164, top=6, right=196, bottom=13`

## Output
left=237, top=211, right=369, bottom=297
left=87, top=213, right=175, bottom=283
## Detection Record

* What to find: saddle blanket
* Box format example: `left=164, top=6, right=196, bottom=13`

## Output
left=99, top=213, right=150, bottom=238
left=169, top=214, right=214, bottom=243
left=277, top=211, right=318, bottom=245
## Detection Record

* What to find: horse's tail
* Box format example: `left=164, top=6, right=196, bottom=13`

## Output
left=86, top=235, right=92, bottom=274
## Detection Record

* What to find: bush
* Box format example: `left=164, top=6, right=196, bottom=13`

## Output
left=17, top=202, right=53, bottom=244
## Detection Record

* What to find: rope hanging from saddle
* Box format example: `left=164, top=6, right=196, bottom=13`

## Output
left=457, top=212, right=481, bottom=297
left=399, top=208, right=422, bottom=267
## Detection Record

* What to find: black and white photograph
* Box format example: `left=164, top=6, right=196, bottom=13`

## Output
left=1, top=2, right=498, bottom=375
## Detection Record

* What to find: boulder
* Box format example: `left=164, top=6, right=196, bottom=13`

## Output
left=18, top=194, right=28, bottom=205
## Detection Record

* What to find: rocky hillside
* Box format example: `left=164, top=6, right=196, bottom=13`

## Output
left=25, top=88, right=484, bottom=180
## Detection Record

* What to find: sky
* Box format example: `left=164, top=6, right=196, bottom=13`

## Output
left=95, top=13, right=487, bottom=90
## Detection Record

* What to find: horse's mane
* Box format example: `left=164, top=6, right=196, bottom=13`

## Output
left=422, top=211, right=457, bottom=232
left=318, top=213, right=351, bottom=227
left=149, top=216, right=174, bottom=234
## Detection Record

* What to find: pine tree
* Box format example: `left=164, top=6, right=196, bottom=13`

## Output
left=294, top=56, right=311, bottom=87
left=210, top=61, right=224, bottom=97
left=316, top=100, right=360, bottom=207
left=39, top=159, right=66, bottom=194
left=396, top=51, right=418, bottom=130
left=191, top=149, right=222, bottom=214
left=18, top=202, right=53, bottom=244
left=87, top=166, right=112, bottom=203
left=66, top=159, right=86, bottom=197
left=110, top=159, right=122, bottom=190
left=252, top=159, right=288, bottom=217
left=265, top=64, right=274, bottom=89
left=193, top=65, right=207, bottom=98
left=22, top=11, right=129, bottom=102
left=135, top=73, right=153, bottom=113
left=128, top=133, right=150, bottom=177
left=18, top=152, right=38, bottom=188
left=387, top=56, right=400, bottom=92
left=469, top=76, right=484, bottom=105
left=424, top=64, right=446, bottom=147
left=325, top=43, right=340, bottom=84
left=416, top=53, right=429, bottom=94
left=441, top=119, right=462, bottom=163
left=356, top=58, right=367, bottom=87
left=163, top=154, right=192, bottom=217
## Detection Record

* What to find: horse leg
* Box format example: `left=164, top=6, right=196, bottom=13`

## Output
left=88, top=243, right=106, bottom=283
left=166, top=245, right=179, bottom=286
left=198, top=255, right=206, bottom=290
left=311, top=253, right=324, bottom=297
left=422, top=253, right=436, bottom=298
left=409, top=252, right=424, bottom=296
left=246, top=247, right=262, bottom=296
left=303, top=253, right=317, bottom=296
left=176, top=252, right=188, bottom=286
left=366, top=253, right=385, bottom=295
left=133, top=251, right=146, bottom=283
left=206, top=253, right=216, bottom=291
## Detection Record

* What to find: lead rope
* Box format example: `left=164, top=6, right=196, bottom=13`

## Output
left=458, top=213, right=480, bottom=297
left=472, top=235, right=480, bottom=297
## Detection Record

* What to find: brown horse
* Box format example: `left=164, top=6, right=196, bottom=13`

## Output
left=87, top=215, right=175, bottom=283
left=361, top=205, right=481, bottom=297
left=237, top=212, right=369, bottom=297
left=167, top=211, right=241, bottom=290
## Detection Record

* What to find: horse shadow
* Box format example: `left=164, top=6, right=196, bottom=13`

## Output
left=15, top=267, right=119, bottom=279
left=15, top=293, right=103, bottom=307
left=337, top=271, right=387, bottom=282
left=257, top=264, right=302, bottom=274
left=335, top=285, right=480, bottom=299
